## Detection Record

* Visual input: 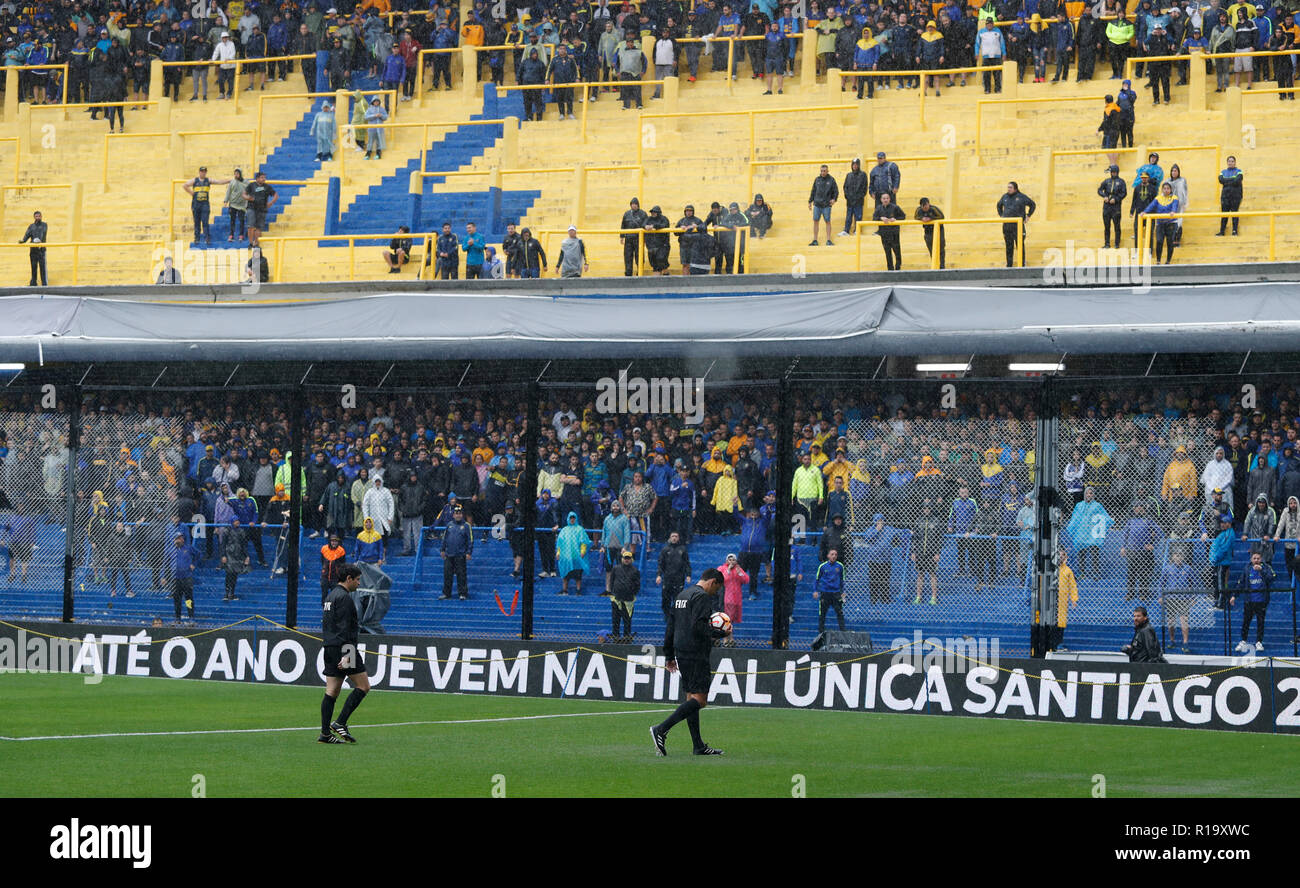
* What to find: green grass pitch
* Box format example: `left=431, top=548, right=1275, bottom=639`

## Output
left=3, top=672, right=1300, bottom=797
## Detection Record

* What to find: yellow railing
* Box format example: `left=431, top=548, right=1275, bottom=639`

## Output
left=1125, top=49, right=1300, bottom=84
left=332, top=113, right=439, bottom=184
left=166, top=178, right=328, bottom=244
left=837, top=63, right=999, bottom=127
left=1136, top=210, right=1299, bottom=265
left=975, top=94, right=1106, bottom=158
left=160, top=54, right=317, bottom=113
left=496, top=80, right=665, bottom=144
left=0, top=238, right=164, bottom=287
left=1043, top=144, right=1220, bottom=219
left=747, top=154, right=950, bottom=216
left=1240, top=85, right=1300, bottom=98
left=529, top=225, right=743, bottom=278
left=255, top=230, right=446, bottom=283
left=5, top=63, right=70, bottom=106
left=256, top=90, right=394, bottom=158
left=674, top=35, right=768, bottom=95
left=853, top=217, right=1022, bottom=271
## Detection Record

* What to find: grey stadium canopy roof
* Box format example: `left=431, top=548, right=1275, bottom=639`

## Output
left=3, top=279, right=1300, bottom=362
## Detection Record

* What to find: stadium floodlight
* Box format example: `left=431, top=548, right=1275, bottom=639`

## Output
left=0, top=363, right=25, bottom=372
left=1008, top=362, right=1064, bottom=372
left=916, top=362, right=970, bottom=373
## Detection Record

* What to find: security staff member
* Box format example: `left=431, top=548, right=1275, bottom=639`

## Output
left=20, top=211, right=48, bottom=286
left=650, top=567, right=729, bottom=756
left=439, top=502, right=473, bottom=599
left=619, top=197, right=649, bottom=276
left=995, top=181, right=1036, bottom=267
left=656, top=530, right=692, bottom=623
left=319, top=564, right=371, bottom=743
left=607, top=548, right=641, bottom=642
left=1098, top=164, right=1127, bottom=248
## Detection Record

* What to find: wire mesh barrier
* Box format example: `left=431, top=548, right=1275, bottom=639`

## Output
left=299, top=381, right=533, bottom=639
left=787, top=381, right=1040, bottom=658
left=531, top=377, right=781, bottom=646
left=1052, top=377, right=1300, bottom=657
left=2, top=364, right=1298, bottom=660
left=0, top=394, right=71, bottom=619
left=70, top=388, right=291, bottom=627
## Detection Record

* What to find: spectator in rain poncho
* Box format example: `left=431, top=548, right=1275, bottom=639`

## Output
left=354, top=516, right=385, bottom=564
left=311, top=100, right=337, bottom=161
left=363, top=97, right=388, bottom=159
left=362, top=476, right=394, bottom=536
left=349, top=89, right=367, bottom=152
left=711, top=465, right=740, bottom=535
left=556, top=510, right=589, bottom=595
left=1065, top=487, right=1112, bottom=580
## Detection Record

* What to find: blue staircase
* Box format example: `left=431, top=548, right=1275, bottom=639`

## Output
left=194, top=70, right=382, bottom=248
left=328, top=89, right=538, bottom=248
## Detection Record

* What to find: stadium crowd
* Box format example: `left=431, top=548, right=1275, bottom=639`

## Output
left=4, top=0, right=1292, bottom=120
left=2, top=380, right=1298, bottom=635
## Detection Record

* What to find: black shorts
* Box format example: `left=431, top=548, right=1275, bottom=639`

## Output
left=245, top=60, right=264, bottom=74
left=676, top=656, right=711, bottom=695
left=323, top=643, right=367, bottom=678
left=10, top=542, right=32, bottom=560
left=250, top=209, right=268, bottom=229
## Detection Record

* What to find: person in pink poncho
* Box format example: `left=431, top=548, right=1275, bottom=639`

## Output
left=718, top=553, right=750, bottom=625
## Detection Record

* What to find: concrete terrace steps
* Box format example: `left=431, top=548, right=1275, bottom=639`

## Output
left=0, top=62, right=1295, bottom=282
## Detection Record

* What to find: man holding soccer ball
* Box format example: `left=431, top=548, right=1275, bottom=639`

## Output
left=318, top=564, right=372, bottom=744
left=651, top=567, right=729, bottom=757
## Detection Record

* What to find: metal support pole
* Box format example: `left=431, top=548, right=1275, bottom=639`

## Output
left=285, top=385, right=304, bottom=628
left=1031, top=375, right=1057, bottom=658
left=772, top=375, right=794, bottom=649
left=520, top=378, right=540, bottom=640
left=61, top=384, right=81, bottom=623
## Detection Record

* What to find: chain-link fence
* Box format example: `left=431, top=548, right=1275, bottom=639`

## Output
left=785, top=380, right=1040, bottom=657
left=1053, top=376, right=1300, bottom=657
left=7, top=363, right=1299, bottom=659
left=0, top=388, right=71, bottom=620
left=299, top=381, right=533, bottom=639
left=531, top=375, right=782, bottom=646
left=70, top=388, right=290, bottom=627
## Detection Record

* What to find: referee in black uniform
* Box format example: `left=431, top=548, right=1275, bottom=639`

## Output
left=650, top=567, right=728, bottom=756
left=319, top=564, right=371, bottom=744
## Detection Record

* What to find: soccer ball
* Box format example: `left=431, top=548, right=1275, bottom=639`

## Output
left=709, top=611, right=732, bottom=632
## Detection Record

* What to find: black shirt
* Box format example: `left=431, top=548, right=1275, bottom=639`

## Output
left=663, top=582, right=723, bottom=660
left=390, top=235, right=412, bottom=254
left=607, top=562, right=641, bottom=601
left=21, top=220, right=48, bottom=250
left=244, top=180, right=277, bottom=212
left=322, top=583, right=358, bottom=647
